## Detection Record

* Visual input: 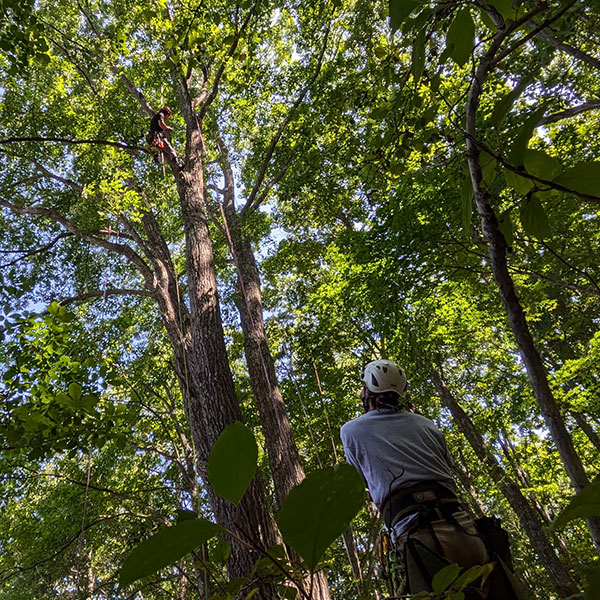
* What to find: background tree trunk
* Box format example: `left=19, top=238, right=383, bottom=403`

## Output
left=431, top=368, right=578, bottom=597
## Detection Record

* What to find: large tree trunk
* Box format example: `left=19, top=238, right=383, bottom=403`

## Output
left=465, top=24, right=600, bottom=552
left=431, top=369, right=578, bottom=597
left=135, top=95, right=282, bottom=593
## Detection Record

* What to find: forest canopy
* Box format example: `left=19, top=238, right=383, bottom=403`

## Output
left=1, top=0, right=600, bottom=597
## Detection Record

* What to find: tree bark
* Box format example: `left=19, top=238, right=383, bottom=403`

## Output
left=431, top=369, right=578, bottom=597
left=219, top=143, right=331, bottom=599
left=465, top=15, right=600, bottom=552
left=571, top=411, right=600, bottom=454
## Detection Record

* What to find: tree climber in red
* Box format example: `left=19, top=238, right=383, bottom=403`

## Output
left=146, top=106, right=182, bottom=168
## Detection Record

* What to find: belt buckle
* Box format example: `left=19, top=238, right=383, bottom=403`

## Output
left=413, top=490, right=436, bottom=502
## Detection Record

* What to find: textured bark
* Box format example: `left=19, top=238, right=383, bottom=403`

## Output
left=431, top=369, right=578, bottom=597
left=219, top=147, right=331, bottom=599
left=571, top=411, right=600, bottom=454
left=465, top=12, right=600, bottom=552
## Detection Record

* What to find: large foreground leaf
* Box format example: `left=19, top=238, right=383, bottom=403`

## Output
left=276, top=464, right=365, bottom=571
left=120, top=519, right=224, bottom=586
left=552, top=478, right=600, bottom=530
left=208, top=422, right=258, bottom=505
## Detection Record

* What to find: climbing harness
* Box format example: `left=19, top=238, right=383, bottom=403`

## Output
left=380, top=482, right=523, bottom=599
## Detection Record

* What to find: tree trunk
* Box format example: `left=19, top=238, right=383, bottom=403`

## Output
left=431, top=369, right=578, bottom=597
left=133, top=99, right=281, bottom=593
left=465, top=32, right=600, bottom=552
left=571, top=411, right=600, bottom=453
left=219, top=147, right=331, bottom=599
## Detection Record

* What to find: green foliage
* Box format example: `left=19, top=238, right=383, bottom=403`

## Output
left=120, top=519, right=224, bottom=587
left=276, top=464, right=365, bottom=571
left=519, top=194, right=551, bottom=240
left=208, top=422, right=258, bottom=505
left=552, top=479, right=600, bottom=530
left=445, top=9, right=474, bottom=67
left=553, top=161, right=600, bottom=198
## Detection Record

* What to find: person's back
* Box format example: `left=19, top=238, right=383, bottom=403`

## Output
left=341, top=360, right=490, bottom=597
left=341, top=409, right=456, bottom=512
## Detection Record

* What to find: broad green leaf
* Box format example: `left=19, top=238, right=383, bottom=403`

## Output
left=484, top=0, right=515, bottom=20
left=461, top=178, right=473, bottom=232
left=519, top=194, right=550, bottom=240
left=208, top=422, right=258, bottom=505
left=411, top=30, right=426, bottom=83
left=523, top=149, right=561, bottom=179
left=453, top=564, right=488, bottom=589
left=553, top=161, right=600, bottom=198
left=432, top=563, right=461, bottom=593
left=504, top=168, right=533, bottom=195
left=498, top=209, right=514, bottom=247
left=508, top=106, right=546, bottom=167
left=389, top=0, right=420, bottom=31
left=120, top=519, right=223, bottom=586
left=445, top=9, right=474, bottom=67
left=68, top=382, right=82, bottom=402
left=276, top=464, right=365, bottom=571
left=584, top=566, right=600, bottom=600
left=552, top=478, right=600, bottom=530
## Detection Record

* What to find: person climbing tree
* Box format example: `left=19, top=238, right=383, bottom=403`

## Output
left=340, top=359, right=519, bottom=598
left=146, top=106, right=182, bottom=168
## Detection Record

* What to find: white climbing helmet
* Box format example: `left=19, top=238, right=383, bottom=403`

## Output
left=361, top=360, right=407, bottom=396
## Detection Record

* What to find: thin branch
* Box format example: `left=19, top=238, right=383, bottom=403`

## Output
left=0, top=137, right=150, bottom=155
left=32, top=162, right=82, bottom=191
left=242, top=15, right=334, bottom=214
left=0, top=199, right=155, bottom=285
left=491, top=2, right=573, bottom=68
left=539, top=101, right=600, bottom=125
left=527, top=20, right=600, bottom=70
left=247, top=154, right=293, bottom=214
left=197, top=3, right=259, bottom=120
left=60, top=288, right=155, bottom=305
left=0, top=233, right=73, bottom=268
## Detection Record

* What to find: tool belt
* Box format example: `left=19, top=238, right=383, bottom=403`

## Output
left=381, top=481, right=461, bottom=529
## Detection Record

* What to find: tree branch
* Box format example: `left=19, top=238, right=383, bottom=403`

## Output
left=242, top=15, right=334, bottom=214
left=60, top=288, right=155, bottom=305
left=0, top=137, right=150, bottom=155
left=0, top=199, right=156, bottom=286
left=539, top=101, right=600, bottom=125
left=0, top=232, right=73, bottom=268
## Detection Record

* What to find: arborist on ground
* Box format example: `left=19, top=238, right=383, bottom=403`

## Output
left=341, top=359, right=517, bottom=599
left=146, top=106, right=182, bottom=168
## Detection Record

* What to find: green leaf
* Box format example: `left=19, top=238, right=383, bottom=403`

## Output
left=553, top=161, right=600, bottom=198
left=505, top=168, right=533, bottom=195
left=508, top=106, right=546, bottom=167
left=389, top=0, right=420, bottom=31
left=120, top=519, right=223, bottom=586
left=68, top=382, right=82, bottom=402
left=461, top=178, right=473, bottom=232
left=432, top=563, right=461, bottom=593
left=207, top=422, right=258, bottom=505
left=411, top=30, right=426, bottom=83
left=498, top=209, right=514, bottom=247
left=584, top=566, right=600, bottom=600
left=276, top=464, right=365, bottom=571
left=452, top=564, right=487, bottom=590
left=445, top=9, right=474, bottom=67
left=523, top=149, right=561, bottom=180
left=484, top=0, right=515, bottom=20
left=552, top=478, right=600, bottom=530
left=519, top=194, right=550, bottom=240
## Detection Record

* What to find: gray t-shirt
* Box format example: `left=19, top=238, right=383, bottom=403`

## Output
left=340, top=409, right=456, bottom=511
